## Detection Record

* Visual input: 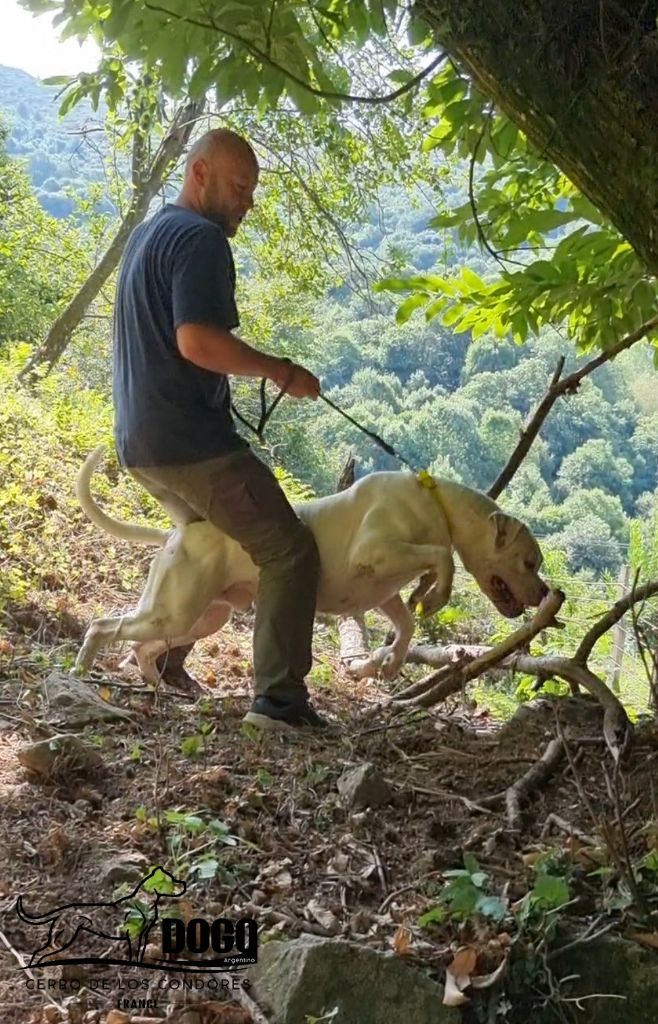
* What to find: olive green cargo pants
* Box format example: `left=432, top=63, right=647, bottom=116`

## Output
left=129, top=450, right=320, bottom=701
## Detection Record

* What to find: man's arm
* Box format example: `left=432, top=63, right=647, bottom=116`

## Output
left=176, top=323, right=319, bottom=399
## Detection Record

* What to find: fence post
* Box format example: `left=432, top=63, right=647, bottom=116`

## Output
left=608, top=563, right=630, bottom=695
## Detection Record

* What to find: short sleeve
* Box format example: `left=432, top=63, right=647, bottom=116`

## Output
left=172, top=226, right=239, bottom=331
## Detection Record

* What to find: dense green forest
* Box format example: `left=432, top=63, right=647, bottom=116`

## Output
left=0, top=64, right=110, bottom=217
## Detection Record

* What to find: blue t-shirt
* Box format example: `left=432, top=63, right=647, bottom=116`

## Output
left=113, top=203, right=248, bottom=467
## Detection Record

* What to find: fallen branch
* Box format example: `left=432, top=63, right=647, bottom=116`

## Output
left=392, top=593, right=632, bottom=758
left=480, top=737, right=565, bottom=830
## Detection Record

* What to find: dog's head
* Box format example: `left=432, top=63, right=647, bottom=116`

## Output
left=463, top=511, right=548, bottom=618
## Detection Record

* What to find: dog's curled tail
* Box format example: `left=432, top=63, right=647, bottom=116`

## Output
left=76, top=447, right=168, bottom=548
left=15, top=895, right=58, bottom=924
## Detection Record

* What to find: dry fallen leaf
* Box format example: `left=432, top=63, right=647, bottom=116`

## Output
left=450, top=945, right=478, bottom=976
left=443, top=945, right=478, bottom=1007
left=105, top=1011, right=131, bottom=1024
left=307, top=898, right=340, bottom=935
left=471, top=953, right=508, bottom=990
left=98, top=686, right=112, bottom=702
left=443, top=970, right=470, bottom=1007
left=627, top=931, right=658, bottom=950
left=392, top=924, right=413, bottom=956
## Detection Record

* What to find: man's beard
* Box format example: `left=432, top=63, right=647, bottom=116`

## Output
left=204, top=200, right=234, bottom=234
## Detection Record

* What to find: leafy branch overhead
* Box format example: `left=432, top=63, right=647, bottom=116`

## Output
left=377, top=61, right=658, bottom=355
left=23, top=0, right=438, bottom=111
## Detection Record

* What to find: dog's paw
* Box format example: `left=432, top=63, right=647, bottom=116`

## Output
left=372, top=645, right=403, bottom=680
left=417, top=586, right=451, bottom=617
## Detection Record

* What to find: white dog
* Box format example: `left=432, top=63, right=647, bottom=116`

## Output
left=74, top=448, right=548, bottom=682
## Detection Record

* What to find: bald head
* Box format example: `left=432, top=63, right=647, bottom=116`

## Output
left=179, top=129, right=259, bottom=236
left=185, top=129, right=258, bottom=174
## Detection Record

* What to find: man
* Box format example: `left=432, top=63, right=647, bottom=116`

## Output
left=113, top=128, right=325, bottom=730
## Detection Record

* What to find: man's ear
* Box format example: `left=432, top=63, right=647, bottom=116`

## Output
left=489, top=510, right=512, bottom=550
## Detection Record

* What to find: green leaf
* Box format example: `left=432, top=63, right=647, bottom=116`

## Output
left=396, top=292, right=428, bottom=324
left=463, top=852, right=479, bottom=875
left=143, top=867, right=177, bottom=894
left=531, top=874, right=570, bottom=908
left=193, top=857, right=220, bottom=879
left=42, top=75, right=73, bottom=86
left=388, top=69, right=415, bottom=86
left=407, top=15, right=431, bottom=46
left=418, top=905, right=447, bottom=927
left=475, top=895, right=507, bottom=921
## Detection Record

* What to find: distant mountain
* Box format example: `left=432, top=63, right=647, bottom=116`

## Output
left=0, top=63, right=108, bottom=217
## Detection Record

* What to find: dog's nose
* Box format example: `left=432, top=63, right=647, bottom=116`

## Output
left=539, top=580, right=549, bottom=599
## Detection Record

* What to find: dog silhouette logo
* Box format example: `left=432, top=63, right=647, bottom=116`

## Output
left=16, top=867, right=186, bottom=968
left=15, top=866, right=257, bottom=972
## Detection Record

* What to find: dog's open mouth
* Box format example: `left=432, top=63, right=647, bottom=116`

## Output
left=490, top=575, right=524, bottom=618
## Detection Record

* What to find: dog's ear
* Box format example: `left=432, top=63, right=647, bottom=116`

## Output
left=489, top=511, right=514, bottom=550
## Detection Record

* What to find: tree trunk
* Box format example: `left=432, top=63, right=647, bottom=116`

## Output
left=419, top=0, right=658, bottom=273
left=19, top=100, right=204, bottom=380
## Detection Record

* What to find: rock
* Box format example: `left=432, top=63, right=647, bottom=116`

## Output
left=336, top=763, right=391, bottom=810
left=102, top=851, right=149, bottom=887
left=248, top=935, right=460, bottom=1024
left=105, top=1013, right=131, bottom=1024
left=306, top=898, right=340, bottom=935
left=18, top=734, right=103, bottom=780
left=42, top=672, right=134, bottom=727
left=534, top=934, right=658, bottom=1024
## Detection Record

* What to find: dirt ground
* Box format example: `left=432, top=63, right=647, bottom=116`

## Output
left=1, top=604, right=657, bottom=1024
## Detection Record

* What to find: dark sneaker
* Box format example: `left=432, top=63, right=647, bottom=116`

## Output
left=243, top=694, right=329, bottom=732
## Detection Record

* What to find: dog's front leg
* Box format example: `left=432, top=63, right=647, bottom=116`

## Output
left=376, top=595, right=415, bottom=678
left=416, top=548, right=454, bottom=615
left=347, top=595, right=414, bottom=680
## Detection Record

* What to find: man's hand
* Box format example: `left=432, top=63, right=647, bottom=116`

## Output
left=273, top=359, right=320, bottom=400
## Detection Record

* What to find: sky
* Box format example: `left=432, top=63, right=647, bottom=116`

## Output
left=0, top=0, right=99, bottom=79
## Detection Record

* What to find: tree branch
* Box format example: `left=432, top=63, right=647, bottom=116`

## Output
left=574, top=577, right=658, bottom=664
left=487, top=312, right=658, bottom=499
left=143, top=2, right=446, bottom=105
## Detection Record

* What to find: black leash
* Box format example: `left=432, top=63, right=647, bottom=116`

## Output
left=231, top=371, right=416, bottom=472
left=317, top=393, right=416, bottom=471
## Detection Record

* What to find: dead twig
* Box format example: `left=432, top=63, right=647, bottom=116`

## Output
left=0, top=926, right=64, bottom=1012
left=480, top=737, right=565, bottom=830
left=540, top=813, right=597, bottom=846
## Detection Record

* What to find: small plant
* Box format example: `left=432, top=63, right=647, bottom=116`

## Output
left=181, top=720, right=214, bottom=759
left=132, top=807, right=240, bottom=881
left=418, top=854, right=506, bottom=927
left=309, top=657, right=334, bottom=688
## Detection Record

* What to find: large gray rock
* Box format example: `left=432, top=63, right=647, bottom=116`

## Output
left=534, top=935, right=658, bottom=1024
left=247, top=935, right=459, bottom=1024
left=336, top=763, right=391, bottom=810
